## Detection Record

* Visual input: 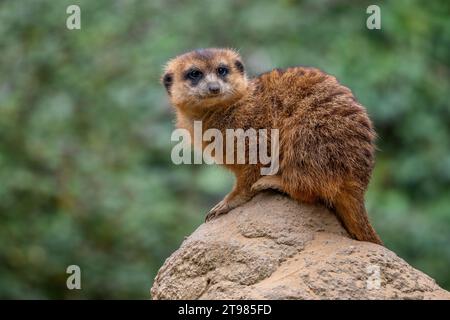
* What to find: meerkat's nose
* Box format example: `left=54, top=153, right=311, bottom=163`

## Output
left=207, top=82, right=221, bottom=94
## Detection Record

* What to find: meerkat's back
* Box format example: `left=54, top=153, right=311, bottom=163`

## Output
left=252, top=67, right=381, bottom=244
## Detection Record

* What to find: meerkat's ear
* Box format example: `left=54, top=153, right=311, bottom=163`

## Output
left=162, top=72, right=173, bottom=95
left=234, top=60, right=245, bottom=74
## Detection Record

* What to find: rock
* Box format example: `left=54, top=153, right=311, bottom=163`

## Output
left=150, top=191, right=450, bottom=300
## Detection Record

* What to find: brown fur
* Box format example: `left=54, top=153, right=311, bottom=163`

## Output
left=162, top=48, right=382, bottom=245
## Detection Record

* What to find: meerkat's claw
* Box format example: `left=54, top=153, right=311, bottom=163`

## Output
left=205, top=200, right=231, bottom=222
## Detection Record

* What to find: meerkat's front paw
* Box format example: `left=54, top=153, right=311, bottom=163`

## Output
left=205, top=200, right=231, bottom=222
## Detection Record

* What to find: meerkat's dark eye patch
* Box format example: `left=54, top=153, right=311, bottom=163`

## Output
left=162, top=73, right=173, bottom=94
left=217, top=65, right=229, bottom=77
left=184, top=68, right=203, bottom=85
left=234, top=60, right=244, bottom=74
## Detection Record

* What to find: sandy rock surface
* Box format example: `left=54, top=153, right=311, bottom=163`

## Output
left=151, top=192, right=450, bottom=300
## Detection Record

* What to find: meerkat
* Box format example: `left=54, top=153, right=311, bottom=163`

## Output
left=162, top=48, right=382, bottom=245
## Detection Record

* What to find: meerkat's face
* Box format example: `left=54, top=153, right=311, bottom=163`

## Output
left=162, top=48, right=248, bottom=110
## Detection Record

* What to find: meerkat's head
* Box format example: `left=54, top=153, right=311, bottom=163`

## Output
left=162, top=48, right=248, bottom=112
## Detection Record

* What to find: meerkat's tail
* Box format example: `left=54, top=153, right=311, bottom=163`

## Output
left=333, top=192, right=383, bottom=245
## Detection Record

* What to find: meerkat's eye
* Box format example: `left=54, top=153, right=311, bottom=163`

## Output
left=187, top=69, right=203, bottom=80
left=217, top=66, right=229, bottom=77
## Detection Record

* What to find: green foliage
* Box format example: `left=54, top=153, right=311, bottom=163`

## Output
left=0, top=0, right=449, bottom=298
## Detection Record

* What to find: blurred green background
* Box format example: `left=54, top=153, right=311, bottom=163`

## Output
left=0, top=0, right=449, bottom=298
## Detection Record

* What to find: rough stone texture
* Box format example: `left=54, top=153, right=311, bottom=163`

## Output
left=151, top=191, right=450, bottom=300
